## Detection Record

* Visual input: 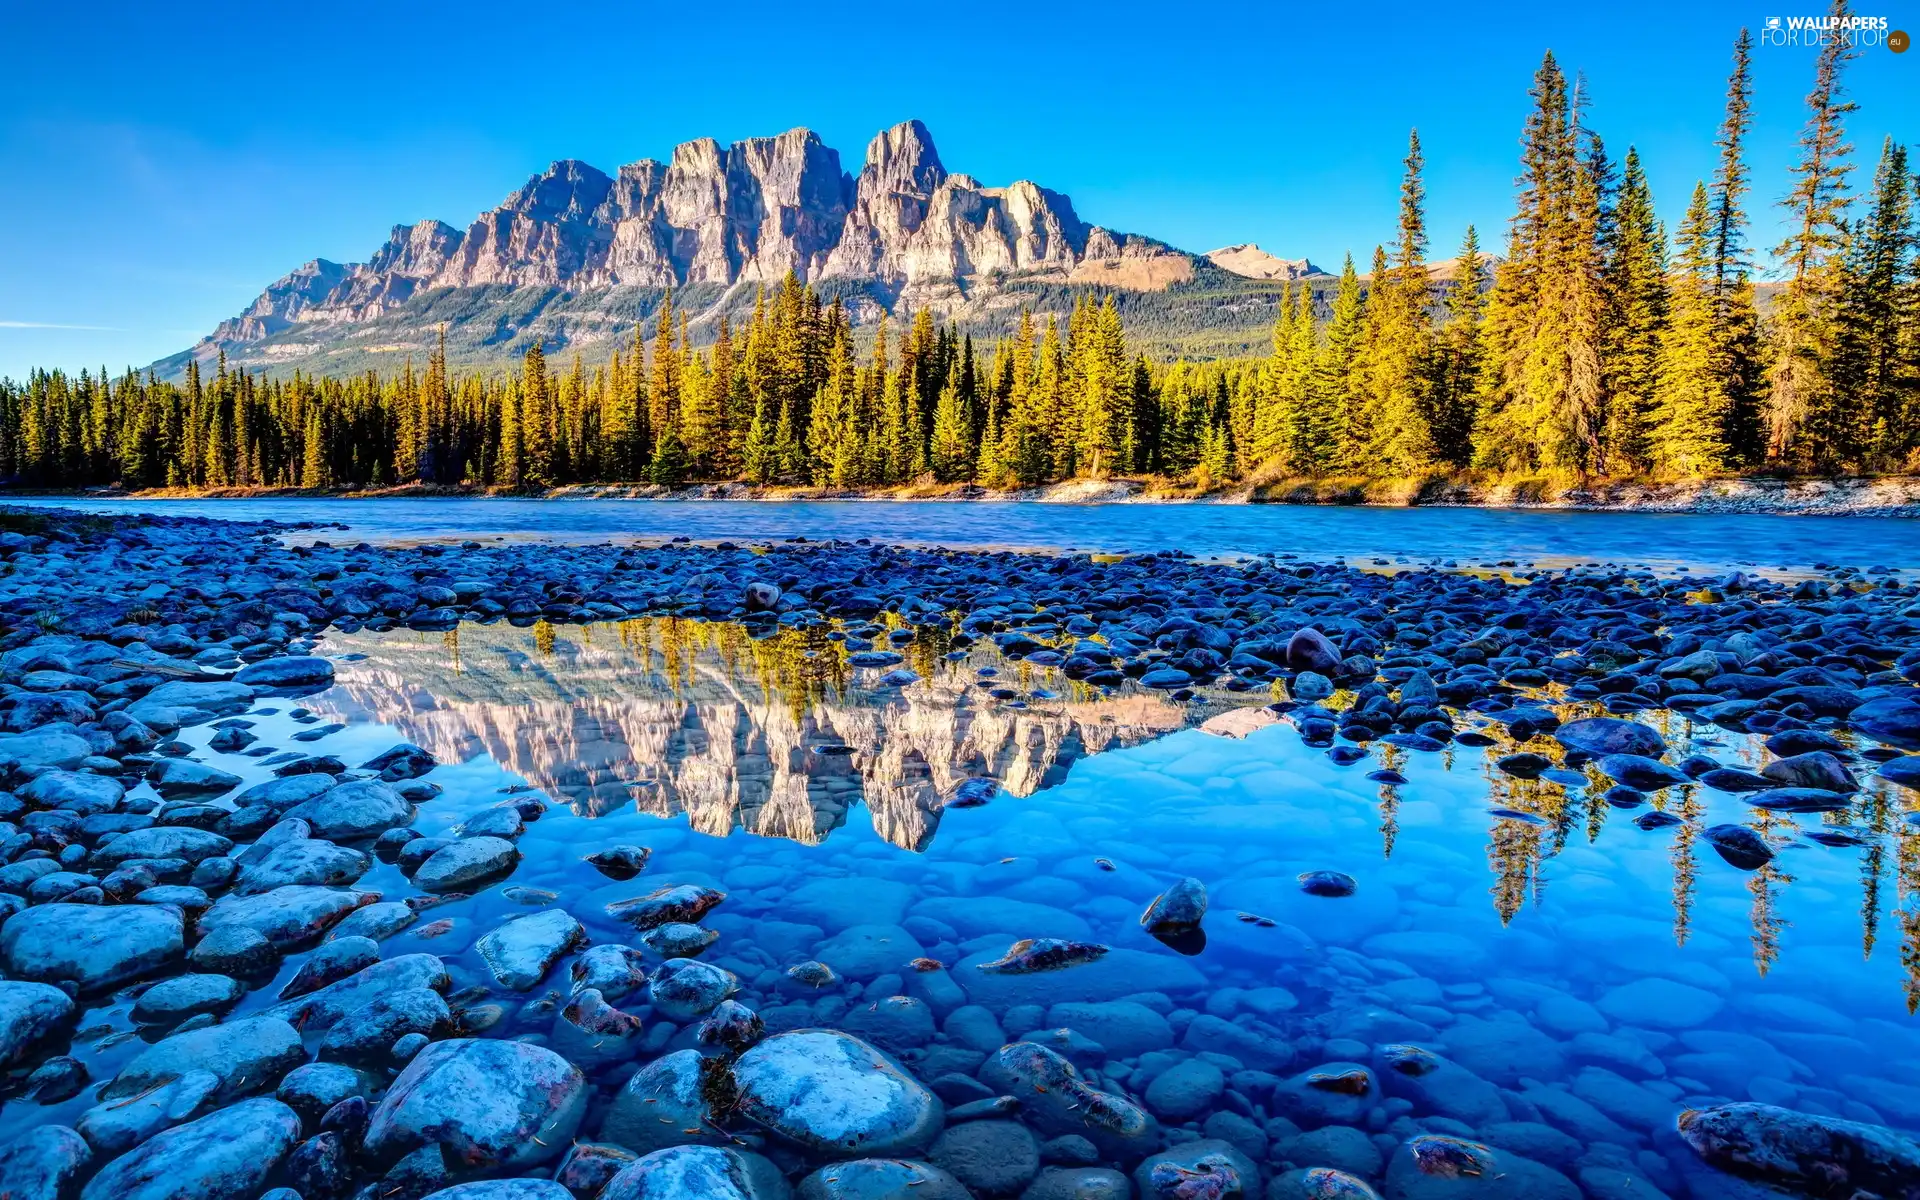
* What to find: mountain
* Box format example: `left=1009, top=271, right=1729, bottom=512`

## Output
left=158, top=120, right=1319, bottom=378
left=1204, top=244, right=1325, bottom=280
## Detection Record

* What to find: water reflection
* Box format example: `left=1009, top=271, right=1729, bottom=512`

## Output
left=314, top=618, right=1219, bottom=851
left=311, top=616, right=1919, bottom=1005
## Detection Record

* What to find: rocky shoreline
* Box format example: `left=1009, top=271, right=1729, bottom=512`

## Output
left=0, top=505, right=1917, bottom=1200
left=16, top=471, right=1920, bottom=517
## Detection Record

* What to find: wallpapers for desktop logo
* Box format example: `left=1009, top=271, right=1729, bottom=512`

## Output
left=1760, top=13, right=1906, bottom=49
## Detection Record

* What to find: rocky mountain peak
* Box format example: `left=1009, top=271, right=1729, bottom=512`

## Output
left=1205, top=244, right=1324, bottom=280
left=176, top=120, right=1218, bottom=373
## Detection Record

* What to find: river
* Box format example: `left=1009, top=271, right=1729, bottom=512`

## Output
left=6, top=495, right=1916, bottom=573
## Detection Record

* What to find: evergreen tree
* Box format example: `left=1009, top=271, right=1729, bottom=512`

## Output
left=1767, top=0, right=1859, bottom=467
left=930, top=366, right=973, bottom=482
left=1651, top=183, right=1734, bottom=474
left=1598, top=152, right=1666, bottom=472
left=1834, top=138, right=1917, bottom=465
left=1430, top=226, right=1487, bottom=467
left=520, top=342, right=552, bottom=486
left=1707, top=28, right=1767, bottom=464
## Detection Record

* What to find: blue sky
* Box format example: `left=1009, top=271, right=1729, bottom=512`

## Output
left=1, top=0, right=1912, bottom=380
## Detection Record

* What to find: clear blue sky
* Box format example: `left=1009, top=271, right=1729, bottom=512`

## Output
left=1, top=0, right=1912, bottom=380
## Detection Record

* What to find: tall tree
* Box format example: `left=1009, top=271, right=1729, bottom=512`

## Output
left=1767, top=0, right=1859, bottom=466
left=1833, top=138, right=1917, bottom=464
left=1707, top=27, right=1766, bottom=464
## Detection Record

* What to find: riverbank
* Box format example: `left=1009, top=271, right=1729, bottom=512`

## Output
left=11, top=471, right=1917, bottom=516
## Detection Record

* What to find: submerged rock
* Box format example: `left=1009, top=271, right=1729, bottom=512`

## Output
left=599, top=1146, right=788, bottom=1200
left=365, top=1038, right=587, bottom=1171
left=1677, top=1102, right=1920, bottom=1198
left=477, top=909, right=585, bottom=991
left=0, top=982, right=75, bottom=1066
left=733, top=1029, right=943, bottom=1157
left=976, top=938, right=1111, bottom=975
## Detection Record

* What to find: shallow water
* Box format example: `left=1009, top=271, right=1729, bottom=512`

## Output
left=8, top=494, right=1918, bottom=574
left=22, top=612, right=1915, bottom=1198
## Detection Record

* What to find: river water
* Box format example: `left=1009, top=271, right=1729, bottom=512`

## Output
left=7, top=495, right=1917, bottom=573
left=5, top=497, right=1917, bottom=1198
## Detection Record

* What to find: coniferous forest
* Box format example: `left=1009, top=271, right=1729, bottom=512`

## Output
left=2, top=26, right=1915, bottom=494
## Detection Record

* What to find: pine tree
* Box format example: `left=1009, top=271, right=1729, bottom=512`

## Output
left=1311, top=256, right=1365, bottom=474
left=1708, top=28, right=1767, bottom=464
left=1430, top=226, right=1487, bottom=466
left=1355, top=131, right=1436, bottom=476
left=1598, top=152, right=1666, bottom=472
left=1650, top=183, right=1733, bottom=474
left=520, top=342, right=552, bottom=486
left=1834, top=138, right=1917, bottom=465
left=1767, top=0, right=1859, bottom=467
left=930, top=366, right=973, bottom=482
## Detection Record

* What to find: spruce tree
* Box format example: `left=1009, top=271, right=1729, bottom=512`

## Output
left=1313, top=256, right=1365, bottom=474
left=1430, top=226, right=1487, bottom=467
left=930, top=367, right=973, bottom=483
left=520, top=342, right=552, bottom=486
left=1708, top=28, right=1766, bottom=464
left=1599, top=152, right=1666, bottom=472
left=1834, top=138, right=1917, bottom=465
left=1651, top=183, right=1732, bottom=474
left=1767, top=0, right=1859, bottom=466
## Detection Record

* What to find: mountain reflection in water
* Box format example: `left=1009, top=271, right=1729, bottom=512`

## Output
left=314, top=617, right=1210, bottom=851
left=311, top=617, right=1920, bottom=1006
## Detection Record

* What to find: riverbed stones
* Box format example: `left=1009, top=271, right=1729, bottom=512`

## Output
left=0, top=903, right=183, bottom=991
left=1554, top=717, right=1666, bottom=760
left=599, top=1146, right=789, bottom=1200
left=235, top=656, right=336, bottom=690
left=287, top=779, right=413, bottom=840
left=1677, top=1102, right=1920, bottom=1196
left=365, top=1038, right=587, bottom=1171
left=0, top=1125, right=92, bottom=1200
left=797, top=1158, right=970, bottom=1200
left=477, top=909, right=585, bottom=990
left=414, top=836, right=519, bottom=891
left=733, top=1029, right=942, bottom=1157
left=198, top=885, right=375, bottom=948
left=79, top=1097, right=301, bottom=1200
left=0, top=983, right=75, bottom=1066
left=266, top=952, right=450, bottom=1030
left=648, top=958, right=739, bottom=1021
left=105, top=1015, right=305, bottom=1104
left=600, top=1049, right=727, bottom=1157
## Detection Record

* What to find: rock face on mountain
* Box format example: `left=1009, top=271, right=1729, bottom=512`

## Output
left=1204, top=244, right=1324, bottom=281
left=191, top=121, right=1194, bottom=365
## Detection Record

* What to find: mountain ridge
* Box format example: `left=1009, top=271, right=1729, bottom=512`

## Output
left=162, top=120, right=1330, bottom=378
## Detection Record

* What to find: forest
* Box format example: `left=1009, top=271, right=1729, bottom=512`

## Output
left=1, top=19, right=1914, bottom=493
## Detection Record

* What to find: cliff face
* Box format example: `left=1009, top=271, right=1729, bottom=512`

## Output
left=187, top=120, right=1204, bottom=370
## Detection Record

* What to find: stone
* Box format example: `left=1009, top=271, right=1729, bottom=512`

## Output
left=79, top=1097, right=301, bottom=1200
left=234, top=837, right=368, bottom=894
left=798, top=1159, right=971, bottom=1200
left=235, top=656, right=336, bottom=690
left=366, top=1038, right=587, bottom=1171
left=1554, top=717, right=1666, bottom=759
left=928, top=1120, right=1040, bottom=1197
left=105, top=1016, right=305, bottom=1104
left=1597, top=978, right=1723, bottom=1029
left=320, top=987, right=450, bottom=1064
left=0, top=981, right=75, bottom=1066
left=0, top=903, right=183, bottom=992
left=477, top=909, right=586, bottom=991
left=733, top=1029, right=943, bottom=1157
left=1046, top=1000, right=1173, bottom=1057
left=287, top=779, right=413, bottom=840
left=599, top=1146, right=789, bottom=1200
left=414, top=835, right=519, bottom=891
left=130, top=974, right=244, bottom=1024
left=600, top=1050, right=728, bottom=1158
left=265, top=953, right=451, bottom=1031
left=1145, top=1059, right=1226, bottom=1121
left=198, top=885, right=375, bottom=949
left=648, top=958, right=739, bottom=1022
left=19, top=770, right=125, bottom=812
left=0, top=1125, right=92, bottom=1200
left=277, top=1062, right=383, bottom=1124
